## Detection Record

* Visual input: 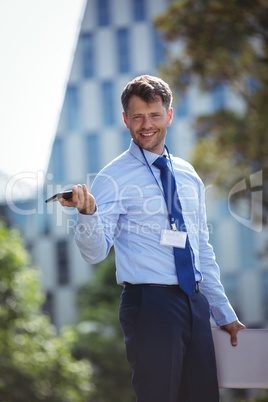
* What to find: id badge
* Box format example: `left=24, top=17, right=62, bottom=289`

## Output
left=160, top=229, right=187, bottom=248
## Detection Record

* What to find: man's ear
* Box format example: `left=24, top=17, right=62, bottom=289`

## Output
left=122, top=112, right=129, bottom=128
left=167, top=108, right=173, bottom=126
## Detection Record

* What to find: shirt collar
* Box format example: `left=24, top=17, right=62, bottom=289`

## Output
left=129, top=140, right=168, bottom=166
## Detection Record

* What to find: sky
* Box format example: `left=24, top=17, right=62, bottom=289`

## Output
left=0, top=0, right=86, bottom=185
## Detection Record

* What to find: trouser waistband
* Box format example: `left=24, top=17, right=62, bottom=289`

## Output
left=123, top=282, right=199, bottom=293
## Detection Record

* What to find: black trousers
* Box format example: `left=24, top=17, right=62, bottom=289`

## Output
left=119, top=284, right=219, bottom=402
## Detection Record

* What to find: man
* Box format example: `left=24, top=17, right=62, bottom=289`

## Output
left=60, top=75, right=245, bottom=401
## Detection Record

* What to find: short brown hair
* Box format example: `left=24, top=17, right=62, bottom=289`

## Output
left=121, top=75, right=173, bottom=115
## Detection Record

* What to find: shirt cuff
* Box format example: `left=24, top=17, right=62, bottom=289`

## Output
left=76, top=207, right=103, bottom=239
left=209, top=300, right=238, bottom=327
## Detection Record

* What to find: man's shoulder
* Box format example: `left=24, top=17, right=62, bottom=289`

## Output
left=172, top=155, right=195, bottom=173
left=171, top=155, right=203, bottom=185
left=90, top=149, right=143, bottom=199
left=93, top=149, right=140, bottom=188
left=101, top=149, right=136, bottom=174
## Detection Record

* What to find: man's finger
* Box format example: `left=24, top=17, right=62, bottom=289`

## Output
left=220, top=320, right=246, bottom=347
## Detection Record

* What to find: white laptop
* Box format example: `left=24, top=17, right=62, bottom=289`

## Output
left=212, top=328, right=268, bottom=389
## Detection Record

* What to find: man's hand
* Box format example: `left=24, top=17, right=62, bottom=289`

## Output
left=220, top=320, right=246, bottom=347
left=59, top=184, right=96, bottom=215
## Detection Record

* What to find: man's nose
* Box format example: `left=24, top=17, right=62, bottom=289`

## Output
left=142, top=116, right=152, bottom=129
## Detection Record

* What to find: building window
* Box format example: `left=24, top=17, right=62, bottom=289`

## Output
left=121, top=129, right=131, bottom=152
left=153, top=29, right=166, bottom=66
left=98, top=0, right=110, bottom=26
left=81, top=33, right=94, bottom=78
left=51, top=138, right=64, bottom=183
left=211, top=84, right=226, bottom=111
left=65, top=85, right=80, bottom=130
left=176, top=93, right=189, bottom=118
left=262, top=272, right=268, bottom=321
left=222, top=274, right=239, bottom=313
left=38, top=208, right=50, bottom=236
left=86, top=134, right=100, bottom=173
left=133, top=0, right=146, bottom=21
left=117, top=28, right=130, bottom=73
left=56, top=240, right=70, bottom=285
left=239, top=225, right=256, bottom=271
left=42, top=291, right=55, bottom=324
left=165, top=126, right=173, bottom=151
left=248, top=76, right=260, bottom=93
left=101, top=81, right=115, bottom=126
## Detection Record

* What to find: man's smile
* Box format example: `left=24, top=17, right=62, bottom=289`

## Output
left=140, top=131, right=156, bottom=138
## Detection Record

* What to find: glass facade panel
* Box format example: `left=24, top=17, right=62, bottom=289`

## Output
left=176, top=93, right=189, bottom=117
left=56, top=239, right=70, bottom=285
left=98, top=0, right=110, bottom=26
left=117, top=28, right=130, bottom=73
left=6, top=201, right=34, bottom=234
left=133, top=0, right=146, bottom=21
left=66, top=85, right=80, bottom=130
left=211, top=84, right=226, bottom=111
left=51, top=138, right=64, bottom=183
left=153, top=29, right=166, bottom=66
left=121, top=129, right=131, bottom=152
left=239, top=224, right=256, bottom=270
left=165, top=126, right=173, bottom=152
left=86, top=134, right=100, bottom=174
left=81, top=33, right=94, bottom=78
left=37, top=208, right=50, bottom=236
left=222, top=273, right=239, bottom=312
left=42, top=291, right=55, bottom=324
left=262, top=271, right=268, bottom=321
left=102, top=81, right=115, bottom=126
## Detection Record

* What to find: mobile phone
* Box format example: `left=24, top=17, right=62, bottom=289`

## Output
left=45, top=190, right=73, bottom=203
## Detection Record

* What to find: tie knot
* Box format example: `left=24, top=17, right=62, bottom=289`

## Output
left=153, top=156, right=168, bottom=170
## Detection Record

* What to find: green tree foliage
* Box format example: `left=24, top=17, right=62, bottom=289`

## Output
left=155, top=0, right=268, bottom=219
left=0, top=221, right=92, bottom=401
left=72, top=250, right=135, bottom=402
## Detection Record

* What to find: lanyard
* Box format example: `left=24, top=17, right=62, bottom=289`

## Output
left=139, top=145, right=178, bottom=231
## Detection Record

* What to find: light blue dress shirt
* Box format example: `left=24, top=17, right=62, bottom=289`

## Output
left=75, top=140, right=237, bottom=326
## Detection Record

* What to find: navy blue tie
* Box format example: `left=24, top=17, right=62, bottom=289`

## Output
left=153, top=156, right=196, bottom=296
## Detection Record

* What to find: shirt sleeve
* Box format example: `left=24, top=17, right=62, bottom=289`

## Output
left=197, top=180, right=238, bottom=326
left=74, top=208, right=112, bottom=264
left=74, top=171, right=124, bottom=264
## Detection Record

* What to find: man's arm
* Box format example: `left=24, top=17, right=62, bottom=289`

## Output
left=59, top=184, right=96, bottom=215
left=196, top=179, right=246, bottom=345
left=59, top=180, right=124, bottom=265
left=59, top=184, right=111, bottom=264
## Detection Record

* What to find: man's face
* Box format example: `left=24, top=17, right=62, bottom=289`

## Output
left=122, top=95, right=173, bottom=155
